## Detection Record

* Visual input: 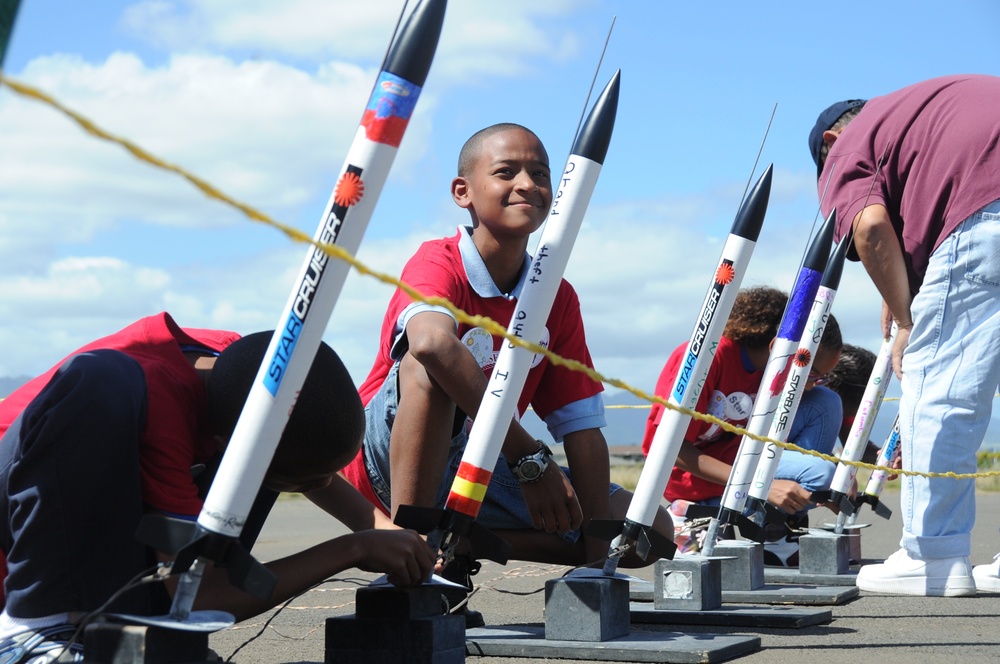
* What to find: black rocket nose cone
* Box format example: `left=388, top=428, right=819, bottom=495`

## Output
left=572, top=69, right=621, bottom=165
left=730, top=163, right=772, bottom=242
left=821, top=212, right=851, bottom=289
left=383, top=0, right=447, bottom=86
left=803, top=207, right=836, bottom=272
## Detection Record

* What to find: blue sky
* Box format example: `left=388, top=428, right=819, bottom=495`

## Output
left=2, top=0, right=999, bottom=446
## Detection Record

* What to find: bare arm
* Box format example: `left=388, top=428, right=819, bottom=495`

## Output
left=675, top=440, right=812, bottom=513
left=307, top=473, right=395, bottom=532
left=405, top=311, right=540, bottom=462
left=158, top=528, right=435, bottom=623
left=562, top=428, right=611, bottom=563
left=852, top=204, right=913, bottom=377
left=675, top=440, right=733, bottom=485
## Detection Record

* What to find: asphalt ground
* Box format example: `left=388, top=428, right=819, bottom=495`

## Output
left=208, top=490, right=1000, bottom=664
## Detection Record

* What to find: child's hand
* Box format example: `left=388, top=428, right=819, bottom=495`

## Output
left=352, top=529, right=436, bottom=587
left=767, top=479, right=813, bottom=513
left=519, top=467, right=583, bottom=534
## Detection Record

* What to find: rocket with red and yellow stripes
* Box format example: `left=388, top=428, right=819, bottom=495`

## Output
left=395, top=71, right=622, bottom=564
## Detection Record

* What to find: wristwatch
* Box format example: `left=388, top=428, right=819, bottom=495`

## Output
left=510, top=441, right=553, bottom=483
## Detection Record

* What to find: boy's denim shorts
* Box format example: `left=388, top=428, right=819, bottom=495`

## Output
left=363, top=362, right=621, bottom=544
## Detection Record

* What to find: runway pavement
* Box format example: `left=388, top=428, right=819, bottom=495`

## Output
left=208, top=490, right=1000, bottom=663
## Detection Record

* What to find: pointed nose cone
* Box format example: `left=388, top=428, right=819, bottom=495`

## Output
left=384, top=0, right=447, bottom=86
left=572, top=69, right=621, bottom=165
left=730, top=163, right=772, bottom=241
left=0, top=0, right=23, bottom=71
left=821, top=214, right=850, bottom=289
left=803, top=207, right=836, bottom=272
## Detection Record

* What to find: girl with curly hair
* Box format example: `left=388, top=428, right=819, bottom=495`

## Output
left=642, top=286, right=844, bottom=564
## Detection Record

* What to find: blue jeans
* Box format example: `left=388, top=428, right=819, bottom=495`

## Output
left=363, top=363, right=622, bottom=543
left=773, top=384, right=841, bottom=494
left=0, top=351, right=154, bottom=618
left=900, top=200, right=1000, bottom=559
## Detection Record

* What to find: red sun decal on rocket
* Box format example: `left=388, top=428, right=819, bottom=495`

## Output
left=334, top=172, right=365, bottom=207
left=793, top=348, right=812, bottom=367
left=714, top=263, right=736, bottom=285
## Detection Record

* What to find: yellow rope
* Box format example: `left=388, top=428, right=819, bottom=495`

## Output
left=3, top=73, right=998, bottom=482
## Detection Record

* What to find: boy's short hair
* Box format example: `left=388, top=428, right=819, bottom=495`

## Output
left=457, top=122, right=542, bottom=176
left=207, top=333, right=364, bottom=480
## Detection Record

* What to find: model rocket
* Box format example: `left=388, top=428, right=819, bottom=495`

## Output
left=700, top=209, right=835, bottom=555
left=828, top=322, right=897, bottom=519
left=141, top=0, right=447, bottom=623
left=853, top=413, right=900, bottom=521
left=742, top=228, right=849, bottom=518
left=0, top=0, right=22, bottom=70
left=591, top=165, right=773, bottom=576
left=395, top=71, right=622, bottom=567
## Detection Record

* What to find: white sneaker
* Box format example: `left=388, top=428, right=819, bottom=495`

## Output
left=762, top=537, right=800, bottom=567
left=973, top=553, right=1000, bottom=593
left=856, top=548, right=976, bottom=597
left=0, top=624, right=84, bottom=663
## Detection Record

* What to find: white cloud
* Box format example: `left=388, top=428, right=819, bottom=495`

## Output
left=0, top=256, right=170, bottom=313
left=0, top=47, right=436, bottom=286
left=121, top=0, right=400, bottom=62
left=0, top=224, right=422, bottom=380
left=432, top=2, right=585, bottom=82
left=0, top=257, right=174, bottom=375
left=0, top=50, right=407, bottom=223
left=119, top=0, right=588, bottom=82
left=549, top=185, right=886, bottom=403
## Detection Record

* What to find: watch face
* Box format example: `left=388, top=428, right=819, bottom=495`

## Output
left=519, top=460, right=543, bottom=481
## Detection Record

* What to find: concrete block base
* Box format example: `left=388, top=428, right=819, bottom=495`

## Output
left=326, top=614, right=465, bottom=664
left=326, top=586, right=465, bottom=664
left=714, top=540, right=765, bottom=591
left=544, top=576, right=629, bottom=642
left=355, top=585, right=447, bottom=620
left=816, top=523, right=869, bottom=563
left=83, top=623, right=209, bottom=664
left=722, top=584, right=859, bottom=605
left=652, top=556, right=722, bottom=611
left=763, top=567, right=858, bottom=586
left=799, top=532, right=851, bottom=576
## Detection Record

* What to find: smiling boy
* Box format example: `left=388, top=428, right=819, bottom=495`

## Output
left=342, top=123, right=671, bottom=622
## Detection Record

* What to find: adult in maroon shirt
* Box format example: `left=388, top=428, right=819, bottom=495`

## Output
left=810, top=74, right=1000, bottom=597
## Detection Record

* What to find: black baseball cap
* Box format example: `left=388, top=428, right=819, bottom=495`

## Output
left=809, top=99, right=866, bottom=178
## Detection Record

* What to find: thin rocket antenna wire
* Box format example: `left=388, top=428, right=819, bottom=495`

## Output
left=570, top=16, right=617, bottom=147
left=736, top=103, right=777, bottom=209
